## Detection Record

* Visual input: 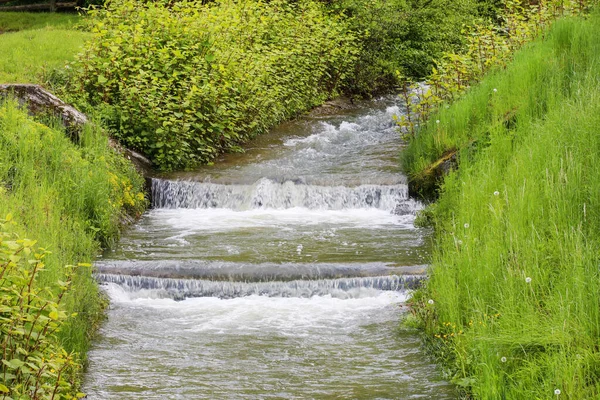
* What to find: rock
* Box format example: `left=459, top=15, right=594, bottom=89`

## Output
left=308, top=97, right=357, bottom=117
left=0, top=84, right=88, bottom=137
left=392, top=203, right=412, bottom=216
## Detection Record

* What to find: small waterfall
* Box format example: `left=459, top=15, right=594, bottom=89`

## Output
left=96, top=273, right=424, bottom=300
left=151, top=178, right=409, bottom=211
left=94, top=260, right=424, bottom=282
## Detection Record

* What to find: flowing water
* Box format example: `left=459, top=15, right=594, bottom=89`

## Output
left=83, top=97, right=455, bottom=399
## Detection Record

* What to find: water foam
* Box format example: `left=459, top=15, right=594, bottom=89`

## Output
left=102, top=282, right=407, bottom=335
left=140, top=207, right=415, bottom=235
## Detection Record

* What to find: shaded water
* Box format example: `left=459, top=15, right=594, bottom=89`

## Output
left=83, top=97, right=454, bottom=399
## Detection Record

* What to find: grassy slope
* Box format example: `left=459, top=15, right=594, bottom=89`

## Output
left=0, top=28, right=90, bottom=84
left=405, top=13, right=600, bottom=398
left=0, top=12, right=88, bottom=84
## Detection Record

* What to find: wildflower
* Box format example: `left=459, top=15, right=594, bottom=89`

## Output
left=428, top=299, right=434, bottom=305
left=554, top=389, right=561, bottom=395
left=457, top=240, right=463, bottom=245
left=493, top=88, right=497, bottom=93
left=525, top=277, right=532, bottom=283
left=464, top=223, right=469, bottom=229
left=494, top=191, right=500, bottom=196
left=436, top=120, right=440, bottom=124
left=501, top=357, right=507, bottom=363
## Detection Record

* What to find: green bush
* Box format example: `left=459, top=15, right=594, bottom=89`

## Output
left=330, top=0, right=479, bottom=95
left=72, top=0, right=358, bottom=170
left=0, top=220, right=85, bottom=399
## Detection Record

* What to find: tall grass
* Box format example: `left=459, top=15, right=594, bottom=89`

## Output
left=406, top=12, right=600, bottom=398
left=0, top=99, right=146, bottom=356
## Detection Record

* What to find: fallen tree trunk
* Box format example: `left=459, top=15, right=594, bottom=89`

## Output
left=0, top=84, right=153, bottom=174
left=0, top=1, right=75, bottom=10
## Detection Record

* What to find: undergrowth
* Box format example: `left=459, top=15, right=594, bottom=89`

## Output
left=406, top=12, right=600, bottom=398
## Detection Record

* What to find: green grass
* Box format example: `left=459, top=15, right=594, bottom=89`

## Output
left=406, top=12, right=600, bottom=398
left=0, top=28, right=90, bottom=84
left=0, top=99, right=146, bottom=369
left=0, top=11, right=81, bottom=31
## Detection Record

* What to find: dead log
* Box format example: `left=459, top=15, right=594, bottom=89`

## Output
left=0, top=84, right=153, bottom=174
left=0, top=2, right=75, bottom=11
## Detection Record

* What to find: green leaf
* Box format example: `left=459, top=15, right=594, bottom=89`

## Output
left=3, top=359, right=25, bottom=370
left=0, top=384, right=8, bottom=393
left=49, top=311, right=59, bottom=320
left=98, top=75, right=108, bottom=84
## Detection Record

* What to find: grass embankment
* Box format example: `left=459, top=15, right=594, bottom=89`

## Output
left=0, top=12, right=87, bottom=84
left=404, top=12, right=600, bottom=398
left=0, top=100, right=146, bottom=396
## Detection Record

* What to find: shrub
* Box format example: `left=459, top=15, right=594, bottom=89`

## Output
left=330, top=0, right=479, bottom=96
left=0, top=219, right=85, bottom=399
left=72, top=0, right=358, bottom=170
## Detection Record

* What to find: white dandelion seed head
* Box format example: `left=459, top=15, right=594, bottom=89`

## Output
left=494, top=191, right=500, bottom=196
left=493, top=88, right=497, bottom=92
left=526, top=277, right=532, bottom=283
left=554, top=389, right=561, bottom=395
left=457, top=240, right=463, bottom=245
left=464, top=223, right=469, bottom=229
left=436, top=120, right=440, bottom=124
left=501, top=357, right=507, bottom=363
left=428, top=299, right=434, bottom=305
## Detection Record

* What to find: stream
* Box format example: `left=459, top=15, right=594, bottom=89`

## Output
left=83, top=97, right=455, bottom=399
